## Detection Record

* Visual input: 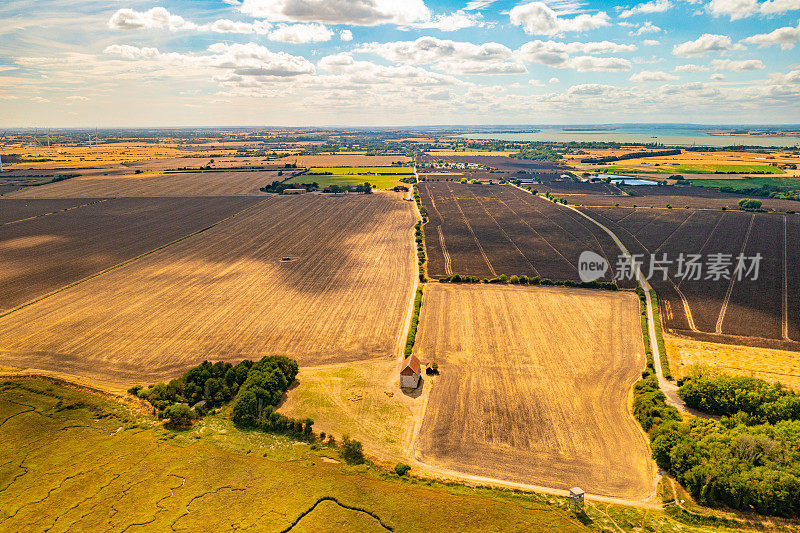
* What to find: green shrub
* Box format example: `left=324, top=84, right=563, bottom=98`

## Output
left=394, top=463, right=411, bottom=476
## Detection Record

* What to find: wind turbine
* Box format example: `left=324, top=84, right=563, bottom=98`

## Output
left=31, top=129, right=40, bottom=158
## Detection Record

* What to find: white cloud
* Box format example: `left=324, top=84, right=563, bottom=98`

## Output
left=760, top=0, right=800, bottom=14
left=619, top=0, right=672, bottom=18
left=710, top=73, right=726, bottom=80
left=239, top=0, right=431, bottom=25
left=549, top=77, right=560, bottom=83
left=268, top=23, right=333, bottom=42
left=409, top=10, right=485, bottom=31
left=356, top=37, right=525, bottom=75
left=108, top=7, right=196, bottom=31
left=711, top=58, right=765, bottom=71
left=629, top=69, right=678, bottom=81
left=103, top=42, right=316, bottom=77
left=567, top=56, right=632, bottom=71
left=509, top=2, right=611, bottom=35
left=103, top=44, right=161, bottom=60
left=643, top=39, right=660, bottom=45
left=317, top=53, right=461, bottom=86
left=207, top=19, right=271, bottom=34
left=673, top=34, right=743, bottom=55
left=767, top=68, right=800, bottom=84
left=675, top=63, right=710, bottom=71
left=708, top=0, right=800, bottom=19
left=516, top=40, right=634, bottom=70
left=66, top=95, right=89, bottom=101
left=630, top=21, right=661, bottom=35
left=340, top=29, right=354, bottom=41
left=742, top=21, right=800, bottom=49
left=465, top=0, right=498, bottom=9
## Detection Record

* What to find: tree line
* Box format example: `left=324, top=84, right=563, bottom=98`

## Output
left=580, top=148, right=682, bottom=164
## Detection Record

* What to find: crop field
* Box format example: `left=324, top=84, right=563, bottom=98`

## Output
left=689, top=175, right=800, bottom=190
left=562, top=185, right=800, bottom=212
left=5, top=170, right=281, bottom=198
left=417, top=182, right=623, bottom=282
left=289, top=167, right=414, bottom=189
left=577, top=206, right=800, bottom=349
left=414, top=284, right=653, bottom=499
left=0, top=379, right=596, bottom=533
left=0, top=194, right=416, bottom=385
left=283, top=154, right=411, bottom=167
left=0, top=197, right=101, bottom=224
left=0, top=196, right=261, bottom=312
left=666, top=335, right=800, bottom=390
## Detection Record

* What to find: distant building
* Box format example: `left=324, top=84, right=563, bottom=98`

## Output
left=400, top=354, right=421, bottom=388
left=283, top=188, right=307, bottom=195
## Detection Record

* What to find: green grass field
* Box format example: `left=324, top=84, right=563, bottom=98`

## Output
left=0, top=378, right=746, bottom=532
left=287, top=167, right=414, bottom=189
left=688, top=175, right=800, bottom=191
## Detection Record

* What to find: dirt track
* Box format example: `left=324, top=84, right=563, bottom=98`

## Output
left=414, top=284, right=655, bottom=500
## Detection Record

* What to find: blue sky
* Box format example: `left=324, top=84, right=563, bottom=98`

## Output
left=1, top=0, right=799, bottom=126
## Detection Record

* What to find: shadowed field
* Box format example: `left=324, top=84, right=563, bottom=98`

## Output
left=0, top=193, right=415, bottom=385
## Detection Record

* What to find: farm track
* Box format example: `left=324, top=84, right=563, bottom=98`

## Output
left=0, top=193, right=416, bottom=385
left=0, top=198, right=109, bottom=225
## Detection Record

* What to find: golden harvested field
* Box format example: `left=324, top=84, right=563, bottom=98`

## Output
left=666, top=335, right=800, bottom=390
left=1, top=142, right=187, bottom=168
left=415, top=284, right=654, bottom=499
left=282, top=154, right=410, bottom=167
left=565, top=148, right=800, bottom=176
left=0, top=193, right=416, bottom=385
left=7, top=171, right=279, bottom=198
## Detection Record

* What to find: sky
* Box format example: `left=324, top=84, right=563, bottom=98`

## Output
left=1, top=0, right=799, bottom=127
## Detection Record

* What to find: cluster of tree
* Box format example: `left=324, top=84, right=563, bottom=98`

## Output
left=542, top=191, right=568, bottom=204
left=438, top=273, right=617, bottom=291
left=131, top=356, right=299, bottom=428
left=738, top=198, right=763, bottom=211
left=678, top=374, right=800, bottom=424
left=130, top=360, right=250, bottom=412
left=326, top=183, right=372, bottom=194
left=229, top=356, right=299, bottom=426
left=580, top=149, right=682, bottom=164
left=719, top=185, right=799, bottom=202
left=260, top=181, right=318, bottom=194
left=510, top=147, right=562, bottom=162
left=633, top=370, right=800, bottom=517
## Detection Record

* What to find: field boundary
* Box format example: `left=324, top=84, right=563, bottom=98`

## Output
left=0, top=197, right=271, bottom=321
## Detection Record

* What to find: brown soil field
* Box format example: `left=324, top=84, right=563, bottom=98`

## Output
left=418, top=183, right=623, bottom=283
left=0, top=196, right=261, bottom=312
left=0, top=198, right=102, bottom=224
left=666, top=335, right=800, bottom=390
left=0, top=193, right=416, bottom=385
left=414, top=284, right=654, bottom=499
left=282, top=154, right=410, bottom=167
left=578, top=207, right=800, bottom=351
left=6, top=171, right=281, bottom=198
